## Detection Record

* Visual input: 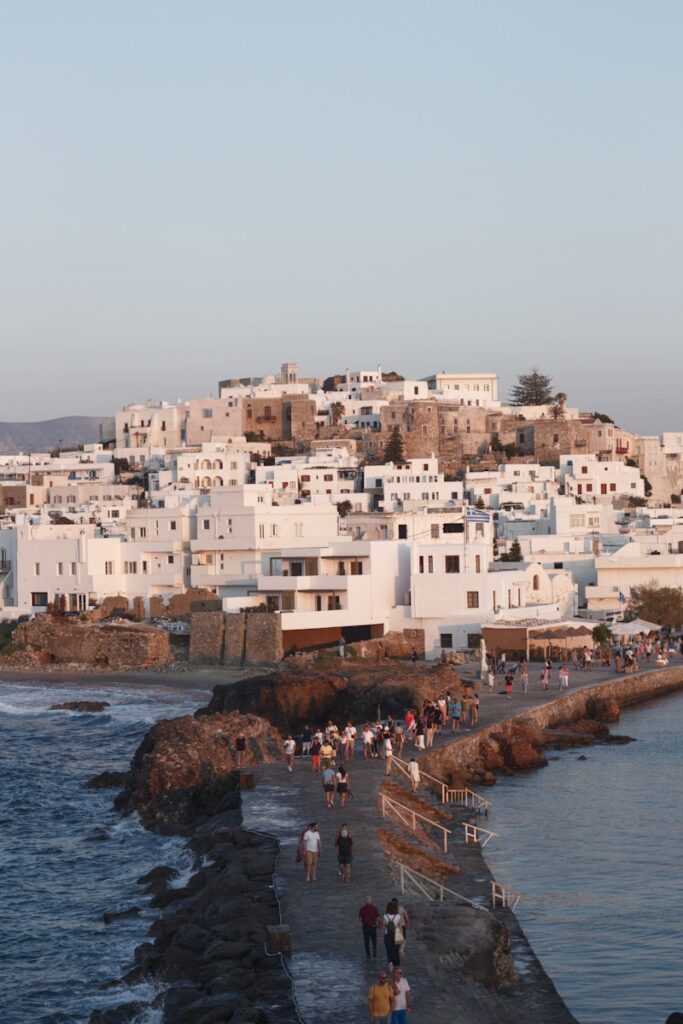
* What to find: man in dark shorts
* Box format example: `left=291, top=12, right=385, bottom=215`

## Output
left=359, top=895, right=380, bottom=958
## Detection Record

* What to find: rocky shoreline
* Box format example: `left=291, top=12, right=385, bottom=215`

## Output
left=90, top=662, right=683, bottom=1024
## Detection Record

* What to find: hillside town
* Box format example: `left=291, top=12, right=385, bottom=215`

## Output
left=1, top=362, right=682, bottom=664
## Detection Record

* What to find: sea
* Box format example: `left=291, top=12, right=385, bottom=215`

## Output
left=485, top=689, right=683, bottom=1024
left=0, top=677, right=208, bottom=1024
left=2, top=679, right=682, bottom=1024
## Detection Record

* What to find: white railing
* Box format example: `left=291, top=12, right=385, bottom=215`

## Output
left=393, top=755, right=449, bottom=803
left=379, top=792, right=452, bottom=852
left=491, top=880, right=522, bottom=911
left=393, top=755, right=491, bottom=814
left=446, top=786, right=491, bottom=814
left=463, top=822, right=498, bottom=847
left=395, top=861, right=491, bottom=915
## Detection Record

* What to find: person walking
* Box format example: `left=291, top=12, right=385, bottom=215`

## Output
left=487, top=668, right=495, bottom=694
left=408, top=758, right=420, bottom=792
left=284, top=735, right=296, bottom=772
left=449, top=697, right=461, bottom=732
left=368, top=970, right=393, bottom=1024
left=559, top=663, right=569, bottom=689
left=335, top=824, right=354, bottom=882
left=310, top=734, right=322, bottom=773
left=234, top=731, right=246, bottom=768
left=519, top=660, right=529, bottom=694
left=381, top=899, right=404, bottom=969
left=389, top=967, right=412, bottom=1024
left=359, top=896, right=380, bottom=959
left=320, top=738, right=335, bottom=771
left=362, top=724, right=374, bottom=760
left=343, top=722, right=357, bottom=761
left=414, top=717, right=425, bottom=750
left=322, top=765, right=336, bottom=808
left=302, top=822, right=322, bottom=882
left=504, top=671, right=514, bottom=700
left=470, top=692, right=480, bottom=727
left=383, top=733, right=394, bottom=776
left=335, top=764, right=350, bottom=808
left=301, top=724, right=312, bottom=757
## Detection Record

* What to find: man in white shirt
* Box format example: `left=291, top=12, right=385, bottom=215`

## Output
left=284, top=735, right=296, bottom=772
left=302, top=822, right=322, bottom=881
left=390, top=967, right=412, bottom=1023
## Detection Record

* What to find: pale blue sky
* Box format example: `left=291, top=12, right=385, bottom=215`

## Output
left=2, top=1, right=682, bottom=433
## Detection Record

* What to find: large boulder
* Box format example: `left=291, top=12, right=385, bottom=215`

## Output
left=204, top=663, right=463, bottom=733
left=115, top=712, right=282, bottom=830
left=417, top=903, right=517, bottom=989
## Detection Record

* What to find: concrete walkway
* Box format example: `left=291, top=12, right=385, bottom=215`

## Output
left=242, top=659, right=673, bottom=1024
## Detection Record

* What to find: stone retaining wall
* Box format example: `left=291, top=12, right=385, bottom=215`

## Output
left=421, top=666, right=683, bottom=778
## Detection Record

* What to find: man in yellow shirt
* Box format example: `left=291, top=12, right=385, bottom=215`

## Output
left=368, top=971, right=393, bottom=1023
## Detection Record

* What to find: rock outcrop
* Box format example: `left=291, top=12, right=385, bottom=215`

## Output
left=417, top=902, right=517, bottom=990
left=3, top=616, right=172, bottom=671
left=115, top=711, right=282, bottom=831
left=51, top=700, right=111, bottom=713
left=205, top=662, right=464, bottom=733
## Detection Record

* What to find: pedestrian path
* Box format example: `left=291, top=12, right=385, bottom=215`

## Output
left=242, top=662, right=671, bottom=1023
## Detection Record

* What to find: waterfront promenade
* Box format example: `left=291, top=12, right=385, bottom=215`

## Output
left=242, top=660, right=679, bottom=1024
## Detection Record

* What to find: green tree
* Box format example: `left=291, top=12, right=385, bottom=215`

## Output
left=382, top=426, right=406, bottom=464
left=330, top=401, right=345, bottom=426
left=475, top=496, right=486, bottom=509
left=500, top=539, right=523, bottom=562
left=509, top=369, right=555, bottom=406
left=336, top=500, right=352, bottom=517
left=628, top=581, right=683, bottom=629
left=592, top=623, right=612, bottom=647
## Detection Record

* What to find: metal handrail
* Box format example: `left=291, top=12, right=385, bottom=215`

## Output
left=447, top=786, right=491, bottom=813
left=379, top=792, right=452, bottom=852
left=491, top=880, right=523, bottom=911
left=463, top=822, right=498, bottom=847
left=393, top=755, right=449, bottom=802
left=393, top=754, right=491, bottom=813
left=394, top=860, right=492, bottom=915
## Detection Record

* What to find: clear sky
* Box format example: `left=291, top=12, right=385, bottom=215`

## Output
left=2, top=1, right=682, bottom=434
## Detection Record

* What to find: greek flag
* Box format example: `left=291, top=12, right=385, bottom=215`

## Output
left=466, top=507, right=490, bottom=523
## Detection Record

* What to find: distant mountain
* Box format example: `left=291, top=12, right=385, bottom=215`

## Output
left=0, top=416, right=113, bottom=455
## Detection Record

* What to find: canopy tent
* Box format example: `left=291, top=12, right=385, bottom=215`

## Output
left=609, top=618, right=661, bottom=637
left=481, top=620, right=594, bottom=660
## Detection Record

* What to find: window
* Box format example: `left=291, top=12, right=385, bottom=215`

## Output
left=202, top=408, right=213, bottom=418
left=170, top=520, right=177, bottom=531
left=70, top=563, right=76, bottom=576
left=467, top=591, right=479, bottom=608
left=140, top=527, right=146, bottom=539
left=431, top=524, right=439, bottom=538
left=398, top=524, right=408, bottom=539
left=124, top=561, right=137, bottom=574
left=533, top=574, right=540, bottom=591
left=105, top=561, right=114, bottom=575
left=168, top=555, right=174, bottom=565
left=33, top=562, right=40, bottom=576
left=259, top=524, right=265, bottom=539
left=443, top=522, right=464, bottom=534
left=475, top=555, right=481, bottom=573
left=419, top=556, right=424, bottom=574
left=130, top=528, right=136, bottom=540
left=428, top=555, right=434, bottom=573
left=271, top=524, right=279, bottom=537
left=31, top=592, right=48, bottom=607
left=440, top=633, right=453, bottom=649
left=142, top=560, right=148, bottom=574
left=56, top=562, right=64, bottom=576
left=610, top=483, right=616, bottom=492
left=203, top=519, right=210, bottom=530
left=445, top=555, right=460, bottom=573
